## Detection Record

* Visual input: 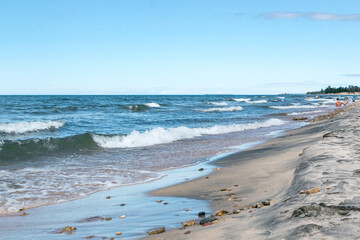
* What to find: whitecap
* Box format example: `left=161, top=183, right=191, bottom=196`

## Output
left=207, top=102, right=228, bottom=106
left=196, top=106, right=243, bottom=112
left=144, top=102, right=161, bottom=108
left=0, top=120, right=65, bottom=134
left=91, top=118, right=286, bottom=149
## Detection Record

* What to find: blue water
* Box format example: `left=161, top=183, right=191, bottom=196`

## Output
left=0, top=94, right=338, bottom=214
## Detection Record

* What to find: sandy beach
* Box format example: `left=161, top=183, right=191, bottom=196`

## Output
left=145, top=103, right=360, bottom=239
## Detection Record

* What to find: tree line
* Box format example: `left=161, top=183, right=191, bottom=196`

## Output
left=306, top=85, right=360, bottom=94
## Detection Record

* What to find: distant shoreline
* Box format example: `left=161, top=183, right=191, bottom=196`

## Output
left=307, top=92, right=360, bottom=95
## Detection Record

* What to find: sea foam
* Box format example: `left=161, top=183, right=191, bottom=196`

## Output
left=207, top=102, right=228, bottom=106
left=196, top=106, right=243, bottom=112
left=0, top=120, right=65, bottom=134
left=233, top=98, right=267, bottom=104
left=144, top=102, right=161, bottom=108
left=91, top=118, right=286, bottom=148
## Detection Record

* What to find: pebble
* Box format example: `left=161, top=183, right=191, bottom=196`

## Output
left=163, top=202, right=168, bottom=205
left=184, top=230, right=191, bottom=234
left=233, top=209, right=240, bottom=214
left=199, top=168, right=204, bottom=171
left=215, top=210, right=228, bottom=216
left=86, top=236, right=95, bottom=239
left=199, top=216, right=217, bottom=225
left=148, top=227, right=165, bottom=235
left=57, top=226, right=77, bottom=234
left=120, top=215, right=126, bottom=219
left=120, top=203, right=126, bottom=206
left=106, top=196, right=111, bottom=199
left=183, top=220, right=196, bottom=227
left=214, top=168, right=221, bottom=170
left=156, top=200, right=163, bottom=203
left=261, top=200, right=271, bottom=206
left=305, top=187, right=321, bottom=194
left=198, top=211, right=206, bottom=217
left=105, top=217, right=112, bottom=221
left=116, top=232, right=122, bottom=235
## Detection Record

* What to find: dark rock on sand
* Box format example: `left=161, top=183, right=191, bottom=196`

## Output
left=292, top=117, right=308, bottom=121
left=262, top=200, right=271, bottom=206
left=148, top=227, right=165, bottom=235
left=198, top=211, right=206, bottom=217
left=199, top=216, right=217, bottom=225
left=199, top=168, right=204, bottom=171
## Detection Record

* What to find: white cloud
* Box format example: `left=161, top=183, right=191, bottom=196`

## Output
left=263, top=12, right=360, bottom=21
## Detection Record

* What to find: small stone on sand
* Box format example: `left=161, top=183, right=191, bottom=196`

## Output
left=116, top=232, right=122, bottom=235
left=305, top=187, right=321, bottom=194
left=148, top=227, right=165, bottom=235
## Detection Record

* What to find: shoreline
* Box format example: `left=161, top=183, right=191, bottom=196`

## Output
left=145, top=103, right=359, bottom=239
left=0, top=104, right=349, bottom=239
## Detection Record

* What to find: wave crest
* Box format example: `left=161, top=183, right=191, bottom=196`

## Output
left=144, top=102, right=161, bottom=108
left=207, top=102, right=228, bottom=106
left=196, top=106, right=243, bottom=112
left=0, top=120, right=65, bottom=134
left=91, top=118, right=286, bottom=149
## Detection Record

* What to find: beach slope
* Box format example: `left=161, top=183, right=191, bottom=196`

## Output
left=148, top=103, right=360, bottom=239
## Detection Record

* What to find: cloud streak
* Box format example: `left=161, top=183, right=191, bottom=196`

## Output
left=262, top=12, right=360, bottom=21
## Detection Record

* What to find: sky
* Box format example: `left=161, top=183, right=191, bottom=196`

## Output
left=0, top=0, right=359, bottom=95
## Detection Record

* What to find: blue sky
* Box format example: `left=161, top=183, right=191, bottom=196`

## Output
left=1, top=0, right=359, bottom=94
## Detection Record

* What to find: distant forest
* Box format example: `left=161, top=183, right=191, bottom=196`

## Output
left=307, top=85, right=360, bottom=94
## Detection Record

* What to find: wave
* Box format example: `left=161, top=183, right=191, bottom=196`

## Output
left=196, top=106, right=243, bottom=112
left=91, top=118, right=286, bottom=149
left=269, top=105, right=327, bottom=109
left=0, top=133, right=99, bottom=161
left=0, top=120, right=65, bottom=134
left=125, top=105, right=150, bottom=111
left=288, top=110, right=325, bottom=116
left=207, top=102, right=228, bottom=106
left=144, top=102, right=161, bottom=108
left=232, top=98, right=251, bottom=102
left=247, top=99, right=267, bottom=104
left=232, top=98, right=267, bottom=104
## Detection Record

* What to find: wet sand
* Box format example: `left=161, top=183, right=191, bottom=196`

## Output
left=146, top=103, right=360, bottom=239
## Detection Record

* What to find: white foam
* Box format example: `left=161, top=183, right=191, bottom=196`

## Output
left=278, top=97, right=285, bottom=99
left=91, top=118, right=286, bottom=149
left=196, top=106, right=243, bottom=112
left=232, top=98, right=266, bottom=104
left=0, top=120, right=65, bottom=134
left=288, top=110, right=325, bottom=116
left=207, top=102, right=228, bottom=106
left=144, top=102, right=161, bottom=108
left=269, top=105, right=327, bottom=109
left=246, top=99, right=267, bottom=104
left=233, top=98, right=251, bottom=102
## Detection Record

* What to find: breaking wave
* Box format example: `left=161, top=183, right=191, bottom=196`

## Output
left=232, top=98, right=267, bottom=104
left=91, top=118, right=286, bottom=149
left=207, top=102, right=228, bottom=106
left=144, top=102, right=161, bottom=108
left=0, top=120, right=65, bottom=134
left=269, top=105, right=327, bottom=109
left=196, top=106, right=244, bottom=112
